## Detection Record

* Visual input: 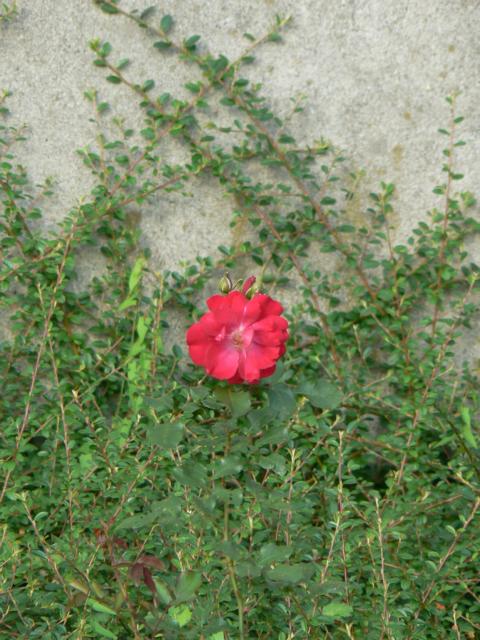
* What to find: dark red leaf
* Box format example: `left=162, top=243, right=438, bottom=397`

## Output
left=138, top=554, right=165, bottom=570
left=128, top=562, right=144, bottom=584
left=112, top=537, right=128, bottom=549
left=143, top=566, right=157, bottom=595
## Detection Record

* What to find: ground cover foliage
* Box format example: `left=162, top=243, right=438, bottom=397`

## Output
left=1, top=2, right=480, bottom=638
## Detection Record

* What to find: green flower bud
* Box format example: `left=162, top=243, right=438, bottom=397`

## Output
left=249, top=278, right=262, bottom=296
left=218, top=273, right=233, bottom=294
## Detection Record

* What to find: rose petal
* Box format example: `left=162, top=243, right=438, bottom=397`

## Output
left=227, top=371, right=244, bottom=384
left=207, top=291, right=247, bottom=328
left=205, top=343, right=240, bottom=380
left=251, top=293, right=284, bottom=318
left=188, top=341, right=210, bottom=366
left=251, top=315, right=288, bottom=334
left=259, top=364, right=276, bottom=379
left=186, top=321, right=209, bottom=346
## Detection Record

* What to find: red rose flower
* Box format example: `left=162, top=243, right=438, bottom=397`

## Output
left=186, top=284, right=288, bottom=384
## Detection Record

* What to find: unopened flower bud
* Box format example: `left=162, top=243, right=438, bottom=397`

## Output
left=241, top=275, right=256, bottom=296
left=243, top=275, right=262, bottom=298
left=247, top=277, right=262, bottom=298
left=218, top=273, right=233, bottom=294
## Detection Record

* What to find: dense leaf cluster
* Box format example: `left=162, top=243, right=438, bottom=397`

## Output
left=0, top=4, right=479, bottom=638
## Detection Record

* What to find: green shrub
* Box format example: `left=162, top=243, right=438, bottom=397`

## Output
left=0, top=4, right=479, bottom=638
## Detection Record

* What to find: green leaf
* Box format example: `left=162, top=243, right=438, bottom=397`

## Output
left=210, top=55, right=229, bottom=75
left=173, top=463, right=208, bottom=488
left=128, top=257, right=145, bottom=293
left=118, top=297, right=136, bottom=311
left=97, top=2, right=119, bottom=14
left=268, top=32, right=282, bottom=42
left=106, top=75, right=121, bottom=84
left=213, top=456, right=243, bottom=479
left=116, top=512, right=156, bottom=530
left=337, top=224, right=356, bottom=233
left=86, top=598, right=117, bottom=616
left=248, top=406, right=273, bottom=429
left=91, top=620, right=118, bottom=639
left=160, top=14, right=173, bottom=34
left=141, top=127, right=156, bottom=140
left=320, top=196, right=336, bottom=206
left=255, top=423, right=289, bottom=447
left=229, top=390, right=251, bottom=417
left=175, top=572, right=202, bottom=602
left=151, top=495, right=183, bottom=522
left=136, top=316, right=149, bottom=343
left=322, top=602, right=353, bottom=618
left=169, top=604, right=192, bottom=627
left=184, top=35, right=201, bottom=50
left=142, top=79, right=155, bottom=92
left=236, top=561, right=262, bottom=578
left=147, top=422, right=184, bottom=449
left=214, top=388, right=251, bottom=417
left=267, top=384, right=296, bottom=420
left=154, top=40, right=172, bottom=50
left=154, top=578, right=172, bottom=605
left=257, top=453, right=286, bottom=474
left=258, top=543, right=292, bottom=566
left=101, top=42, right=112, bottom=57
left=216, top=540, right=242, bottom=559
left=265, top=563, right=314, bottom=584
left=140, top=6, right=156, bottom=20
left=461, top=406, right=477, bottom=448
left=185, top=82, right=202, bottom=94
left=298, top=379, right=342, bottom=410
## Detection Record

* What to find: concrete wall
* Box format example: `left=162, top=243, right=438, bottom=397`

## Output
left=1, top=0, right=479, bottom=275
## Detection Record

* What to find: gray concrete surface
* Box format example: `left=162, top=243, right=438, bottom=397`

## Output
left=0, top=0, right=479, bottom=276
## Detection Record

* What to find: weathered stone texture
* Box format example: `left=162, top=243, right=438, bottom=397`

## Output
left=1, top=0, right=479, bottom=268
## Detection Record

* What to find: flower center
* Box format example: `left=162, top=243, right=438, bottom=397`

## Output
left=230, top=329, right=244, bottom=350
